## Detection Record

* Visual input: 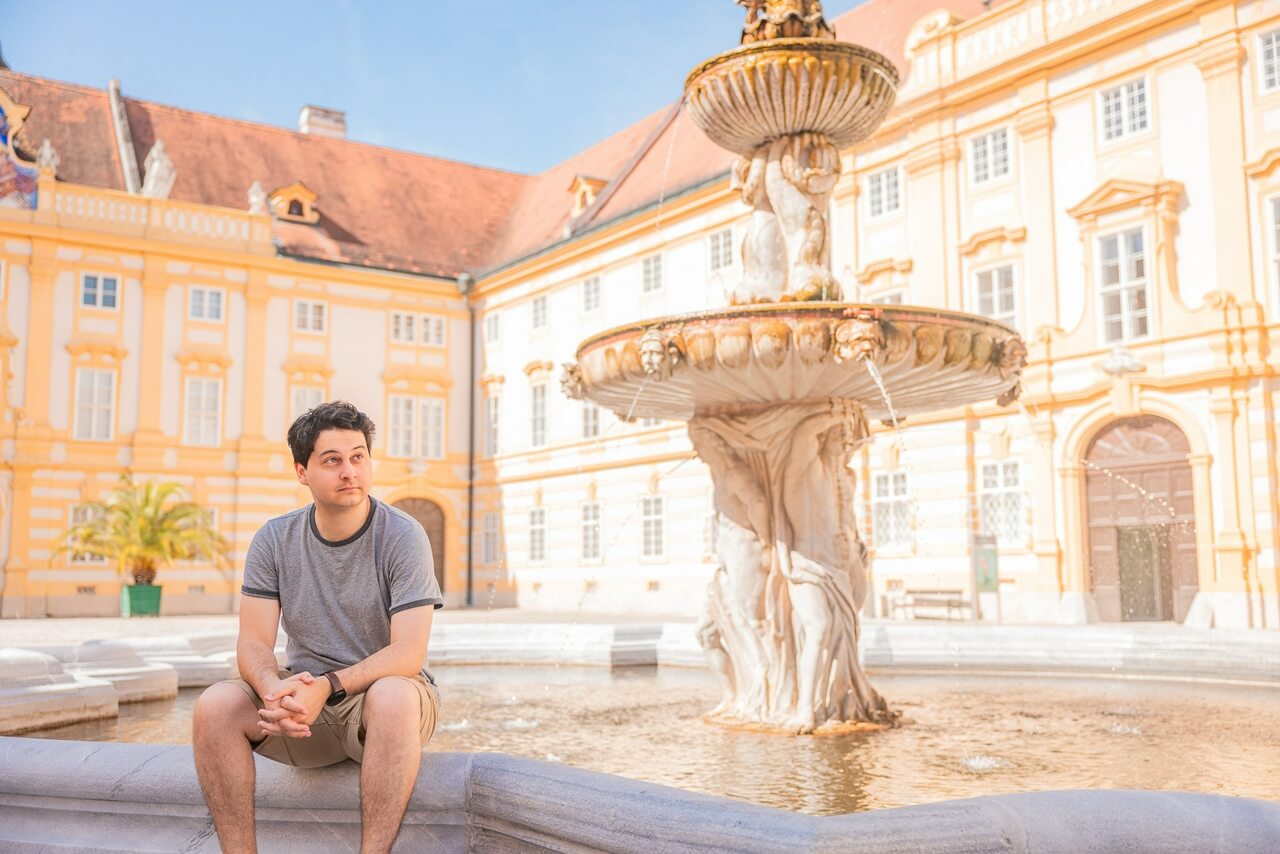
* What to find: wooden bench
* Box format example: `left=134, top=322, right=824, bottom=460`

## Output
left=887, top=589, right=973, bottom=621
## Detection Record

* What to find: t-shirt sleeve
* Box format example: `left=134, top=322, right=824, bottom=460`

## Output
left=387, top=523, right=444, bottom=614
left=240, top=527, right=279, bottom=600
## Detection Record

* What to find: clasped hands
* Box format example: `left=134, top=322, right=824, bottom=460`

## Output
left=257, top=672, right=331, bottom=738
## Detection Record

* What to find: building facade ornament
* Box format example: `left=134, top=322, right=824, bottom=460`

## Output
left=35, top=138, right=58, bottom=176
left=140, top=140, right=176, bottom=199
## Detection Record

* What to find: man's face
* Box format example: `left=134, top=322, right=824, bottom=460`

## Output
left=296, top=428, right=372, bottom=509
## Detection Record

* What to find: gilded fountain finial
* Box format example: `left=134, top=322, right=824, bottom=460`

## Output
left=739, top=0, right=836, bottom=43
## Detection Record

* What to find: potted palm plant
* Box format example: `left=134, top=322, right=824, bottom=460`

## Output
left=58, top=476, right=230, bottom=617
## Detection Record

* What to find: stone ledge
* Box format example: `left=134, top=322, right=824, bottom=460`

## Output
left=1, top=737, right=1277, bottom=852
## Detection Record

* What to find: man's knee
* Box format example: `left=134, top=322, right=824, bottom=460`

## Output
left=194, top=682, right=258, bottom=737
left=363, top=677, right=419, bottom=727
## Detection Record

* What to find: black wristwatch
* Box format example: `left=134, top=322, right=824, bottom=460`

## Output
left=321, top=671, right=347, bottom=706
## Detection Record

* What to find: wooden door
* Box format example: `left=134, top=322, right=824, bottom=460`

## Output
left=393, top=498, right=446, bottom=593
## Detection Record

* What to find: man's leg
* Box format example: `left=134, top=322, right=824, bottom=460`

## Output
left=193, top=682, right=265, bottom=854
left=358, top=677, right=425, bottom=854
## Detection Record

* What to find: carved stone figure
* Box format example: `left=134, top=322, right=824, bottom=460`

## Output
left=730, top=150, right=787, bottom=303
left=36, top=138, right=58, bottom=176
left=688, top=400, right=897, bottom=733
left=639, top=329, right=670, bottom=378
left=140, top=140, right=176, bottom=199
left=247, top=181, right=268, bottom=215
left=560, top=362, right=585, bottom=400
left=739, top=0, right=835, bottom=44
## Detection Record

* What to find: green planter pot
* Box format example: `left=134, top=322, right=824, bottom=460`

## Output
left=121, top=583, right=163, bottom=617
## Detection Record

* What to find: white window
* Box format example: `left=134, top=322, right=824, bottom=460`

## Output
left=387, top=395, right=445, bottom=459
left=482, top=513, right=500, bottom=564
left=291, top=385, right=324, bottom=421
left=582, top=502, right=601, bottom=560
left=642, top=254, right=663, bottom=293
left=1100, top=78, right=1149, bottom=142
left=867, top=167, right=901, bottom=217
left=975, top=265, right=1016, bottom=324
left=708, top=228, right=734, bottom=272
left=485, top=394, right=500, bottom=456
left=188, top=286, right=224, bottom=322
left=642, top=496, right=664, bottom=558
left=873, top=472, right=912, bottom=550
left=419, top=398, right=445, bottom=459
left=390, top=312, right=417, bottom=343
left=870, top=292, right=904, bottom=305
left=73, top=368, right=114, bottom=441
left=0, top=260, right=6, bottom=299
left=485, top=312, right=500, bottom=343
left=529, top=507, right=546, bottom=562
left=639, top=416, right=661, bottom=427
left=81, top=273, right=119, bottom=310
left=980, top=461, right=1025, bottom=546
left=68, top=504, right=106, bottom=564
left=294, top=299, right=326, bottom=333
left=183, top=377, right=222, bottom=446
left=421, top=314, right=446, bottom=347
left=582, top=402, right=600, bottom=439
left=531, top=295, right=547, bottom=330
left=530, top=384, right=547, bottom=448
left=1263, top=30, right=1280, bottom=91
left=582, top=277, right=601, bottom=313
left=1098, top=227, right=1149, bottom=343
left=970, top=128, right=1010, bottom=185
left=388, top=396, right=415, bottom=458
left=1271, top=197, right=1280, bottom=296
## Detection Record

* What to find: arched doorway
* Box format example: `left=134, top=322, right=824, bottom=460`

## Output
left=1085, top=416, right=1197, bottom=622
left=393, top=498, right=446, bottom=594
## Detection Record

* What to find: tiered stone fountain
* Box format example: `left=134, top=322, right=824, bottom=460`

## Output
left=562, top=0, right=1027, bottom=733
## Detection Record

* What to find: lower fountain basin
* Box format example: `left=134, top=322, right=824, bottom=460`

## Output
left=564, top=304, right=1025, bottom=423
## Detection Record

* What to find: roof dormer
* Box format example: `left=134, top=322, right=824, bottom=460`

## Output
left=569, top=174, right=607, bottom=217
left=269, top=181, right=319, bottom=224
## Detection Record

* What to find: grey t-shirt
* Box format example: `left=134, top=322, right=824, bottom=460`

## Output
left=241, top=497, right=443, bottom=682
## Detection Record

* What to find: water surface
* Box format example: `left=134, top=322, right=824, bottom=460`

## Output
left=26, top=666, right=1280, bottom=815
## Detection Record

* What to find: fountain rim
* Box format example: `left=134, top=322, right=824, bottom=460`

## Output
left=574, top=302, right=1022, bottom=360
left=683, top=37, right=901, bottom=95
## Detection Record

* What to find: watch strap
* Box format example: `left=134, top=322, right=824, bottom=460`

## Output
left=322, top=671, right=345, bottom=704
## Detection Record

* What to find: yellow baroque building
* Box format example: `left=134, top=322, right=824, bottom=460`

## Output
left=1, top=0, right=1279, bottom=628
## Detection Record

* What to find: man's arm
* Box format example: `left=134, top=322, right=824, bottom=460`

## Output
left=238, top=594, right=315, bottom=737
left=335, top=605, right=433, bottom=694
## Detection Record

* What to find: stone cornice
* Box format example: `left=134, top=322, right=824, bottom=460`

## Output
left=1245, top=148, right=1280, bottom=181
left=1066, top=178, right=1184, bottom=227
left=959, top=226, right=1027, bottom=258
left=65, top=337, right=128, bottom=362
left=174, top=347, right=232, bottom=371
left=281, top=354, right=334, bottom=379
left=523, top=360, right=554, bottom=381
left=479, top=373, right=506, bottom=391
left=903, top=138, right=961, bottom=177
left=1195, top=33, right=1245, bottom=80
left=855, top=258, right=912, bottom=287
left=1014, top=104, right=1055, bottom=140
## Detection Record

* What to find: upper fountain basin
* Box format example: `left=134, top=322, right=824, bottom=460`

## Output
left=684, top=39, right=900, bottom=156
left=563, top=304, right=1026, bottom=423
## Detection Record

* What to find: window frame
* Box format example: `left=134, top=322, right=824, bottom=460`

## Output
left=420, top=313, right=447, bottom=348
left=290, top=384, right=325, bottom=422
left=641, top=254, right=664, bottom=294
left=484, top=312, right=501, bottom=344
left=187, top=285, right=226, bottom=323
left=581, top=502, right=602, bottom=561
left=1097, top=76, right=1151, bottom=145
left=708, top=228, right=735, bottom=273
left=531, top=295, right=548, bottom=331
left=530, top=384, right=548, bottom=448
left=582, top=276, right=601, bottom=313
left=1262, top=29, right=1280, bottom=93
left=866, top=166, right=902, bottom=219
left=182, top=375, right=223, bottom=447
left=482, top=513, right=500, bottom=564
left=387, top=393, right=447, bottom=459
left=73, top=367, right=116, bottom=442
left=529, top=507, right=547, bottom=563
left=485, top=394, right=501, bottom=457
left=968, top=127, right=1012, bottom=187
left=68, top=504, right=107, bottom=564
left=293, top=298, right=328, bottom=334
left=972, top=263, right=1017, bottom=326
left=872, top=471, right=913, bottom=552
left=80, top=272, right=121, bottom=312
left=1095, top=225, right=1151, bottom=345
left=641, top=495, right=665, bottom=559
left=979, top=461, right=1026, bottom=547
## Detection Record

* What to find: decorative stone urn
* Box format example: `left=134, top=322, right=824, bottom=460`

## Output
left=561, top=1, right=1027, bottom=733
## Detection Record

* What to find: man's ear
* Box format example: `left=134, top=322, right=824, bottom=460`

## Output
left=295, top=462, right=309, bottom=485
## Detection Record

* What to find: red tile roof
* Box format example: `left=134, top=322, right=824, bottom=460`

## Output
left=1, top=0, right=987, bottom=280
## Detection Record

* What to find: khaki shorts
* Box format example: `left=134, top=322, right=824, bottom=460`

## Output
left=226, top=669, right=440, bottom=768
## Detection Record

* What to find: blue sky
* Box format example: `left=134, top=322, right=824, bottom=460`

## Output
left=0, top=1, right=867, bottom=174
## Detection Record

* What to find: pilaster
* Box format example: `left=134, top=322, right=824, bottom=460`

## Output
left=1015, top=85, right=1058, bottom=332
left=131, top=259, right=170, bottom=470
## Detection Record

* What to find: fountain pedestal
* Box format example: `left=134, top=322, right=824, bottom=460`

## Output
left=691, top=400, right=893, bottom=732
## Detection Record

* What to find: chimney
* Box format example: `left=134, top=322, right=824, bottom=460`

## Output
left=298, top=105, right=346, bottom=139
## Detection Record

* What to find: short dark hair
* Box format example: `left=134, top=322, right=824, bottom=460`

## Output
left=287, top=401, right=376, bottom=467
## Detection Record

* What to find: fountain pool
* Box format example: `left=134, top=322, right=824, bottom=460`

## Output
left=25, top=665, right=1280, bottom=816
